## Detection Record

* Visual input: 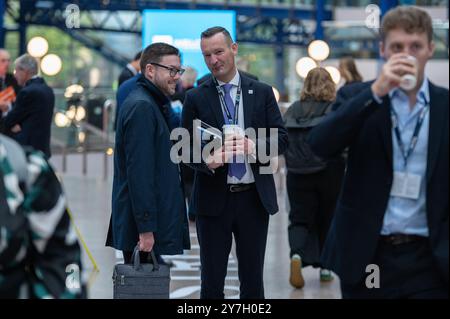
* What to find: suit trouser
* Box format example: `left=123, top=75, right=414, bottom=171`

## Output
left=341, top=238, right=448, bottom=299
left=196, top=187, right=269, bottom=299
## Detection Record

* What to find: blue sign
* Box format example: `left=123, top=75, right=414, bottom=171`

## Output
left=142, top=10, right=236, bottom=80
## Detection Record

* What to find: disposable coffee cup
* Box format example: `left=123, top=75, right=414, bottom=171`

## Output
left=400, top=56, right=417, bottom=91
left=222, top=124, right=243, bottom=140
left=223, top=124, right=245, bottom=164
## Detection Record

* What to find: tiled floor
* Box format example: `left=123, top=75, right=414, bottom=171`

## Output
left=58, top=171, right=341, bottom=299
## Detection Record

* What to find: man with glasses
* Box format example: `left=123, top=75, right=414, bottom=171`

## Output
left=0, top=49, right=20, bottom=117
left=107, top=43, right=190, bottom=266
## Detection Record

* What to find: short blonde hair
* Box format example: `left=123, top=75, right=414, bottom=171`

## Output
left=300, top=67, right=336, bottom=102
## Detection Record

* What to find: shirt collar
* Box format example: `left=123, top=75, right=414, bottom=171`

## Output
left=217, top=69, right=240, bottom=87
left=389, top=77, right=430, bottom=105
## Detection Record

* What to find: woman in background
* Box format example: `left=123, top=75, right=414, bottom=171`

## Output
left=338, top=56, right=363, bottom=86
left=284, top=68, right=345, bottom=289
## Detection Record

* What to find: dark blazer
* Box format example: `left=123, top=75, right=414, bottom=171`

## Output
left=308, top=81, right=449, bottom=285
left=182, top=72, right=288, bottom=216
left=118, top=66, right=136, bottom=87
left=1, top=77, right=54, bottom=158
left=106, top=75, right=190, bottom=254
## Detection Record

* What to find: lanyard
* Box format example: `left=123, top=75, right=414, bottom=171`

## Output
left=213, top=77, right=241, bottom=125
left=390, top=101, right=429, bottom=167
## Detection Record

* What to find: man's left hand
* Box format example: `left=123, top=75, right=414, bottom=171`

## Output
left=11, top=124, right=21, bottom=133
left=224, top=134, right=256, bottom=156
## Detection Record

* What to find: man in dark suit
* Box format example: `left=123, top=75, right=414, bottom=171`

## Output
left=118, top=50, right=141, bottom=87
left=0, top=54, right=54, bottom=158
left=182, top=27, right=288, bottom=299
left=0, top=49, right=21, bottom=116
left=106, top=43, right=190, bottom=263
left=309, top=6, right=448, bottom=298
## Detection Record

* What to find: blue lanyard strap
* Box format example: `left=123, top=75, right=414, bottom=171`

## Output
left=213, top=77, right=241, bottom=125
left=390, top=102, right=429, bottom=167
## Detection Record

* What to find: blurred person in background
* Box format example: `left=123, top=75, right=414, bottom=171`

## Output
left=284, top=67, right=345, bottom=289
left=309, top=6, right=448, bottom=298
left=0, top=134, right=85, bottom=299
left=0, top=49, right=21, bottom=117
left=0, top=54, right=54, bottom=159
left=338, top=56, right=363, bottom=87
left=172, top=66, right=198, bottom=104
left=118, top=50, right=142, bottom=87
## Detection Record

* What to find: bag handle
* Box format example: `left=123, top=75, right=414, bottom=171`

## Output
left=132, top=245, right=160, bottom=271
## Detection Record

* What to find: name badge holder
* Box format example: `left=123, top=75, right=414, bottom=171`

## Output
left=390, top=100, right=429, bottom=200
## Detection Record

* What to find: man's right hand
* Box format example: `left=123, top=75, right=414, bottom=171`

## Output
left=371, top=53, right=417, bottom=97
left=0, top=100, right=9, bottom=113
left=138, top=232, right=154, bottom=252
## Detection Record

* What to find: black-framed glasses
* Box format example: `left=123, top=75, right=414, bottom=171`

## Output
left=150, top=62, right=185, bottom=77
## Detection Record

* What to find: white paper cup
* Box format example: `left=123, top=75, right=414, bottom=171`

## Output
left=400, top=56, right=418, bottom=91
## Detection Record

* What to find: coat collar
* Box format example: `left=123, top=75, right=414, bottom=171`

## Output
left=136, top=74, right=170, bottom=106
left=24, top=76, right=44, bottom=87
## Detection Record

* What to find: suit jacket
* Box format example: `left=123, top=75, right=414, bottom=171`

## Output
left=118, top=66, right=136, bottom=87
left=308, top=81, right=449, bottom=285
left=181, top=72, right=288, bottom=216
left=106, top=75, right=190, bottom=254
left=0, top=77, right=54, bottom=158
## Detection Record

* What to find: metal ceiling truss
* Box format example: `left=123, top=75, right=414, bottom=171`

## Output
left=4, top=0, right=331, bottom=66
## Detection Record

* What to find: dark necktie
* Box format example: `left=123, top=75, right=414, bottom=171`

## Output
left=221, top=83, right=246, bottom=180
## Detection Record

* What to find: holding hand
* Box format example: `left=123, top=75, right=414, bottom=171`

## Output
left=0, top=100, right=10, bottom=113
left=11, top=124, right=21, bottom=133
left=138, top=232, right=154, bottom=252
left=224, top=133, right=256, bottom=156
left=371, top=53, right=418, bottom=97
left=206, top=145, right=232, bottom=169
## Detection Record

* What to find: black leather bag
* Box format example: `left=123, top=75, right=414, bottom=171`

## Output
left=113, top=246, right=170, bottom=299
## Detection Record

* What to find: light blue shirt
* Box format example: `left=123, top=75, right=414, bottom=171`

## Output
left=379, top=79, right=430, bottom=236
